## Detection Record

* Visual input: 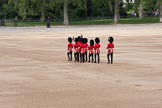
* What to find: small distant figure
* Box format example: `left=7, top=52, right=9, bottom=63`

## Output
left=47, top=17, right=50, bottom=28
left=88, top=39, right=94, bottom=63
left=106, top=37, right=114, bottom=64
left=67, top=37, right=73, bottom=61
left=94, top=37, right=100, bottom=63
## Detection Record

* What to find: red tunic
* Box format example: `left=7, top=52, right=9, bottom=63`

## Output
left=94, top=44, right=100, bottom=54
left=88, top=46, right=94, bottom=54
left=84, top=43, right=88, bottom=53
left=74, top=43, right=79, bottom=53
left=80, top=43, right=85, bottom=54
left=77, top=41, right=82, bottom=53
left=107, top=43, right=114, bottom=54
left=67, top=43, right=73, bottom=52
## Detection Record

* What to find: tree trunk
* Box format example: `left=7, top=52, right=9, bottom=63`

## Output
left=41, top=0, right=46, bottom=22
left=134, top=0, right=139, bottom=17
left=114, top=0, right=119, bottom=23
left=159, top=1, right=162, bottom=22
left=156, top=0, right=159, bottom=7
left=64, top=0, right=69, bottom=25
left=139, top=0, right=143, bottom=19
left=87, top=0, right=93, bottom=17
left=108, top=1, right=113, bottom=14
left=41, top=10, right=46, bottom=22
left=84, top=0, right=88, bottom=18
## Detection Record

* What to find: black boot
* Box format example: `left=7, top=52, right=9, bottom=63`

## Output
left=94, top=54, right=96, bottom=63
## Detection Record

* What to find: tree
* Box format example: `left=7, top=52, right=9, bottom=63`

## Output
left=64, top=0, right=69, bottom=25
left=139, top=0, right=143, bottom=18
left=114, top=0, right=119, bottom=23
left=83, top=0, right=88, bottom=17
left=1, top=0, right=160, bottom=24
left=0, top=0, right=13, bottom=18
left=86, top=0, right=93, bottom=17
left=160, top=0, right=162, bottom=22
left=91, top=0, right=113, bottom=17
left=133, top=0, right=139, bottom=17
left=40, top=0, right=46, bottom=22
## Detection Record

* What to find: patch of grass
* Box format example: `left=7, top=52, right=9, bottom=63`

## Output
left=5, top=21, right=63, bottom=27
left=118, top=17, right=159, bottom=24
left=70, top=17, right=159, bottom=25
left=4, top=17, right=160, bottom=27
left=70, top=19, right=113, bottom=25
left=18, top=22, right=46, bottom=27
left=51, top=22, right=63, bottom=26
left=5, top=21, right=46, bottom=27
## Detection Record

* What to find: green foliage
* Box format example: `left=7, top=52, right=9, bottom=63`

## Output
left=0, top=0, right=9, bottom=18
left=143, top=0, right=157, bottom=13
left=92, top=0, right=113, bottom=17
left=0, top=0, right=161, bottom=24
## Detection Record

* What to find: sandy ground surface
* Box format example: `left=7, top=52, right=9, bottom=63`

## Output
left=0, top=24, right=162, bottom=108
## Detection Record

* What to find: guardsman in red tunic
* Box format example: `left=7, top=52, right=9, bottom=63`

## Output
left=88, top=39, right=94, bottom=63
left=94, top=37, right=100, bottom=63
left=77, top=36, right=82, bottom=62
left=106, top=37, right=114, bottom=64
left=67, top=37, right=73, bottom=61
left=74, top=38, right=79, bottom=62
left=80, top=38, right=85, bottom=63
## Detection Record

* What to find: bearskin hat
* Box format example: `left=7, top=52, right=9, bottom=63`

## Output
left=75, top=37, right=79, bottom=43
left=108, top=36, right=114, bottom=43
left=90, top=39, right=94, bottom=46
left=95, top=37, right=100, bottom=44
left=68, top=37, right=72, bottom=43
left=78, top=36, right=81, bottom=42
left=84, top=38, right=88, bottom=44
left=81, top=38, right=85, bottom=44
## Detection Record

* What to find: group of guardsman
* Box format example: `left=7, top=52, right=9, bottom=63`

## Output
left=67, top=35, right=114, bottom=64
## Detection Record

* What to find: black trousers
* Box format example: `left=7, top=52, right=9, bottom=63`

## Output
left=94, top=53, right=100, bottom=63
left=74, top=52, right=79, bottom=62
left=67, top=52, right=72, bottom=61
left=88, top=54, right=93, bottom=62
left=85, top=52, right=88, bottom=62
left=107, top=53, right=113, bottom=64
left=80, top=53, right=85, bottom=63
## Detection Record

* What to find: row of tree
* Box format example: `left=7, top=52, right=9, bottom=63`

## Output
left=0, top=0, right=162, bottom=25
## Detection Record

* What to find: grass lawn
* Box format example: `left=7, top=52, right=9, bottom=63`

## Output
left=118, top=17, right=159, bottom=24
left=4, top=17, right=160, bottom=27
